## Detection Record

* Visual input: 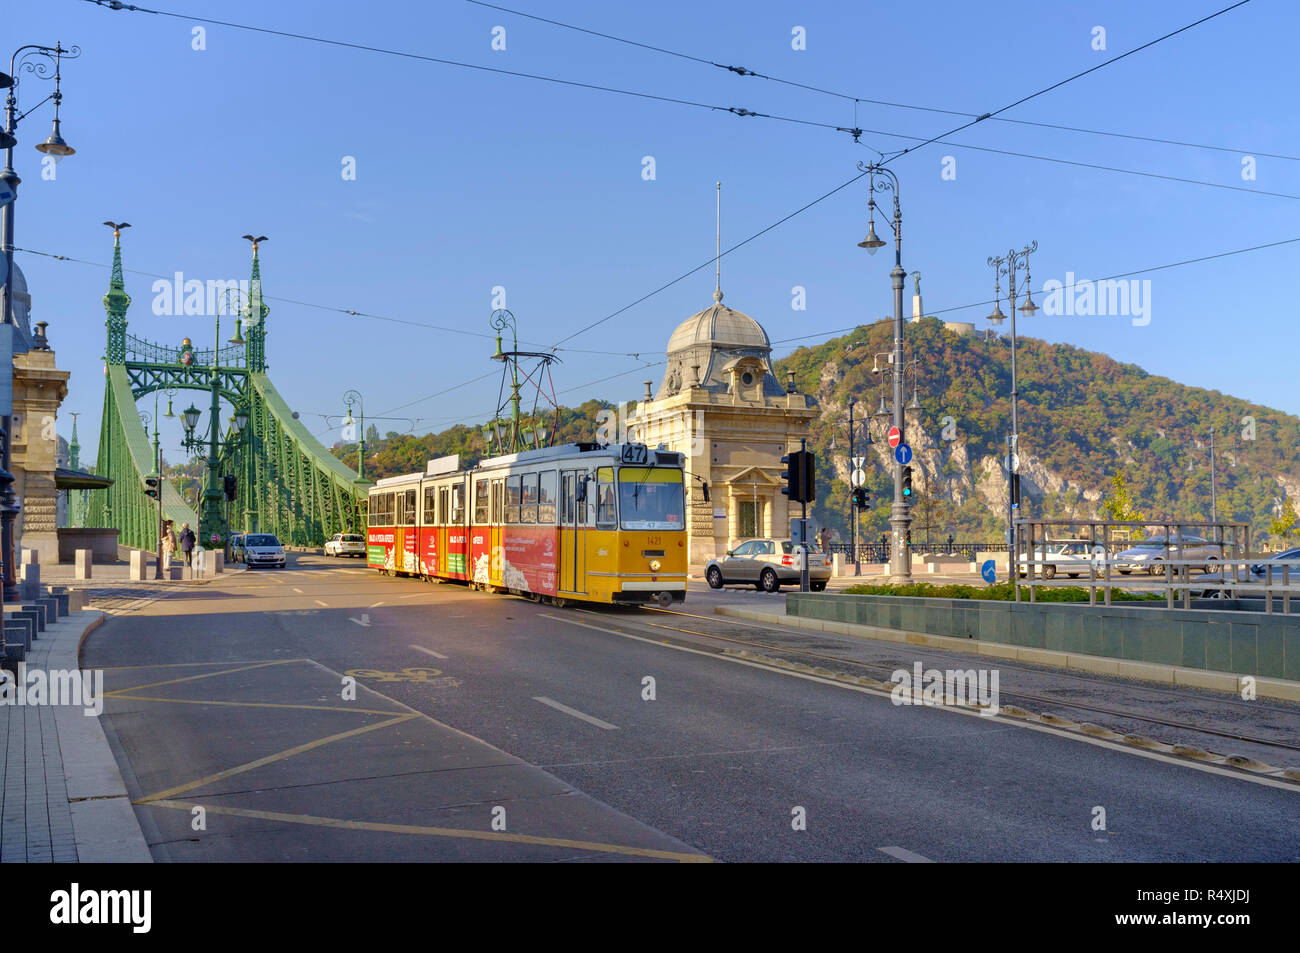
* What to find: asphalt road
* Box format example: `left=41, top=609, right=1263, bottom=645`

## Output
left=81, top=553, right=1300, bottom=862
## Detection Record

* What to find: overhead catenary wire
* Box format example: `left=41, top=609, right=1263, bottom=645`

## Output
left=466, top=0, right=1284, bottom=161
left=769, top=235, right=1300, bottom=348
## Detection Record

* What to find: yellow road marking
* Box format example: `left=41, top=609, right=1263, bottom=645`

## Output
left=140, top=799, right=711, bottom=862
left=96, top=658, right=300, bottom=671
left=136, top=714, right=417, bottom=802
left=106, top=659, right=296, bottom=696
left=106, top=694, right=404, bottom=717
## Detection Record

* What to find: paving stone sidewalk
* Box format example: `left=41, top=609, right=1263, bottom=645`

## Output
left=0, top=611, right=152, bottom=863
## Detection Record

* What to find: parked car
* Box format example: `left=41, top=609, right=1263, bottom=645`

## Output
left=705, top=538, right=831, bottom=593
left=242, top=533, right=286, bottom=569
left=1195, top=547, right=1300, bottom=598
left=228, top=533, right=245, bottom=562
left=1115, top=535, right=1224, bottom=575
left=325, top=533, right=366, bottom=557
left=1017, top=539, right=1104, bottom=579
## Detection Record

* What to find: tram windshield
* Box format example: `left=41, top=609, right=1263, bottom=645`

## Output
left=618, top=468, right=685, bottom=531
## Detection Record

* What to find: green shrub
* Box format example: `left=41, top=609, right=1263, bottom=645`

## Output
left=839, top=581, right=1162, bottom=602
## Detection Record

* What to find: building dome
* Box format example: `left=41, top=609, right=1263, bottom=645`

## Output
left=667, top=293, right=771, bottom=354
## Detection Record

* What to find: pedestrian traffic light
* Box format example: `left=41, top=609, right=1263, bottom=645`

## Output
left=223, top=474, right=237, bottom=501
left=852, top=487, right=869, bottom=510
left=143, top=476, right=160, bottom=500
left=1010, top=473, right=1021, bottom=508
left=902, top=465, right=914, bottom=500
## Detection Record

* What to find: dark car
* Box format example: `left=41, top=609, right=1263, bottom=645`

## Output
left=1195, top=547, right=1300, bottom=598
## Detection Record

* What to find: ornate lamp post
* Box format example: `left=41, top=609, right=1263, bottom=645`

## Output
left=857, top=161, right=912, bottom=581
left=0, top=44, right=77, bottom=644
left=986, top=240, right=1039, bottom=598
left=343, top=388, right=365, bottom=481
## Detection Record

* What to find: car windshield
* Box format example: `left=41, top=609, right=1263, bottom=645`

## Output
left=245, top=535, right=279, bottom=547
left=617, top=468, right=685, bottom=531
left=344, top=535, right=363, bottom=542
left=782, top=541, right=823, bottom=554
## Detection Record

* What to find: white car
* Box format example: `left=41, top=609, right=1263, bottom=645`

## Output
left=325, top=533, right=366, bottom=557
left=1018, top=540, right=1104, bottom=579
left=242, top=533, right=286, bottom=569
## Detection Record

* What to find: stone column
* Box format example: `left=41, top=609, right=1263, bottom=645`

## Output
left=12, top=335, right=71, bottom=565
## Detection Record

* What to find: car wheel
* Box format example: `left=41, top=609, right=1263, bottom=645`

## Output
left=760, top=569, right=780, bottom=593
left=706, top=566, right=724, bottom=589
left=1203, top=556, right=1218, bottom=574
left=811, top=581, right=827, bottom=592
left=1043, top=565, right=1056, bottom=580
left=1149, top=562, right=1163, bottom=576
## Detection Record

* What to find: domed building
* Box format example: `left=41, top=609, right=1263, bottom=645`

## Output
left=628, top=286, right=817, bottom=564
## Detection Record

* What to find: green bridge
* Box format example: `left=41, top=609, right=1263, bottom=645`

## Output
left=88, top=232, right=369, bottom=550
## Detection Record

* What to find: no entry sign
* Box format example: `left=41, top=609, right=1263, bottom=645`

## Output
left=887, top=426, right=902, bottom=449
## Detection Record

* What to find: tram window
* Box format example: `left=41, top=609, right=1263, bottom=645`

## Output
left=492, top=480, right=503, bottom=523
left=596, top=467, right=617, bottom=529
left=439, top=488, right=449, bottom=526
left=505, top=475, right=521, bottom=524
left=424, top=485, right=437, bottom=524
left=474, top=479, right=489, bottom=524
left=398, top=489, right=416, bottom=526
left=520, top=473, right=538, bottom=524
left=451, top=484, right=465, bottom=524
left=562, top=473, right=574, bottom=524
left=539, top=471, right=557, bottom=524
left=371, top=492, right=394, bottom=525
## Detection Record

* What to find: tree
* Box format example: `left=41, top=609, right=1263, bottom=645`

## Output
left=1268, top=498, right=1298, bottom=545
left=1100, top=471, right=1144, bottom=537
left=365, top=424, right=380, bottom=446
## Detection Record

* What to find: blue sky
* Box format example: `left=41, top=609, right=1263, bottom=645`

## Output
left=8, top=0, right=1298, bottom=463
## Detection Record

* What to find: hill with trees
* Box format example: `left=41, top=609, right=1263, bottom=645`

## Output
left=328, top=319, right=1300, bottom=546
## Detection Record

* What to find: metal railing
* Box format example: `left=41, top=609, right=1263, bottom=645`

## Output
left=825, top=541, right=1010, bottom=563
left=1010, top=518, right=1298, bottom=614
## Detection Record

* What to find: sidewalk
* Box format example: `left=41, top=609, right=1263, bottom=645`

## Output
left=0, top=610, right=153, bottom=863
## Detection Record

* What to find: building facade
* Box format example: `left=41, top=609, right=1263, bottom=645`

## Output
left=627, top=288, right=816, bottom=564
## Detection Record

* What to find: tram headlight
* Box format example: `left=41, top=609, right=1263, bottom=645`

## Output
left=649, top=559, right=662, bottom=572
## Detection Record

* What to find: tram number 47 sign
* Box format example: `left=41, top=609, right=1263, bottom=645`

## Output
left=620, top=443, right=649, bottom=464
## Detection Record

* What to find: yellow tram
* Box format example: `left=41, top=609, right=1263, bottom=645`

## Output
left=367, top=442, right=688, bottom=607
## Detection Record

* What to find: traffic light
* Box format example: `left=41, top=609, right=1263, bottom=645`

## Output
left=852, top=487, right=869, bottom=510
left=1010, top=473, right=1021, bottom=508
left=781, top=451, right=805, bottom=503
left=143, top=476, right=160, bottom=500
left=223, top=474, right=238, bottom=501
left=902, top=465, right=914, bottom=501
left=803, top=452, right=816, bottom=503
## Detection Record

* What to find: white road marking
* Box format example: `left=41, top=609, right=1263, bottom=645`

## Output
left=292, top=587, right=303, bottom=593
left=410, top=644, right=448, bottom=660
left=370, top=601, right=385, bottom=607
left=532, top=696, right=619, bottom=730
left=399, top=593, right=424, bottom=600
left=349, top=614, right=371, bottom=627
left=314, top=599, right=329, bottom=607
left=539, top=614, right=1300, bottom=794
left=879, top=846, right=934, bottom=863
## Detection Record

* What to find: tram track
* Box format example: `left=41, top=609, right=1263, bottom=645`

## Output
left=611, top=605, right=1300, bottom=759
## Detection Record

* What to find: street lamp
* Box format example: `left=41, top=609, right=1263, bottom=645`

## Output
left=986, top=240, right=1039, bottom=598
left=343, top=388, right=365, bottom=481
left=857, top=160, right=911, bottom=581
left=0, top=42, right=78, bottom=644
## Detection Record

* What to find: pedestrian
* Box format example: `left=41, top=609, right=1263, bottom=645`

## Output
left=161, top=519, right=176, bottom=569
left=179, top=522, right=196, bottom=566
left=817, top=526, right=832, bottom=553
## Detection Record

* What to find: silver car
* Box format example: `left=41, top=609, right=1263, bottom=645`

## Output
left=705, top=538, right=831, bottom=593
left=242, top=533, right=286, bottom=569
left=1017, top=539, right=1104, bottom=579
left=1115, top=536, right=1224, bottom=575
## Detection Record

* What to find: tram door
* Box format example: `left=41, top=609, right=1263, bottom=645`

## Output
left=561, top=470, right=586, bottom=594
left=490, top=479, right=504, bottom=587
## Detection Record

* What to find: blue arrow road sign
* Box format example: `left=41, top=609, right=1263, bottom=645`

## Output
left=894, top=443, right=912, bottom=465
left=980, top=559, right=996, bottom=584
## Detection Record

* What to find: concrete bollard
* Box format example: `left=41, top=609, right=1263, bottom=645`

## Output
left=209, top=551, right=224, bottom=574
left=74, top=548, right=93, bottom=580
left=129, top=550, right=149, bottom=581
left=167, top=564, right=182, bottom=581
left=20, top=561, right=40, bottom=601
left=21, top=548, right=38, bottom=566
